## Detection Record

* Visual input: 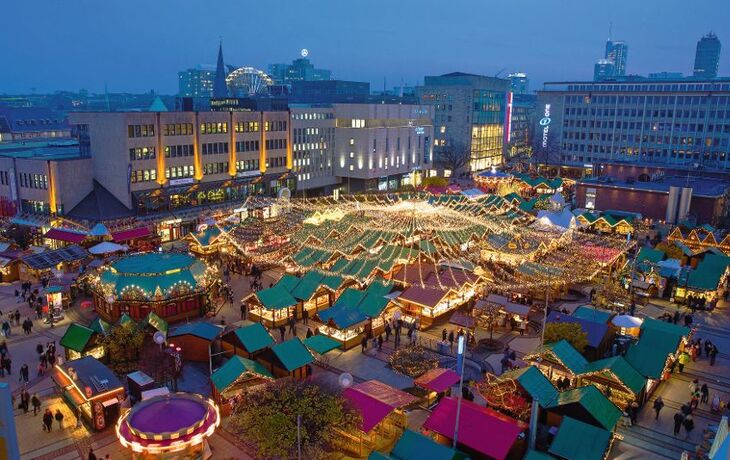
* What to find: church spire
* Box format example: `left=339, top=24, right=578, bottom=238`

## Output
left=213, top=40, right=228, bottom=98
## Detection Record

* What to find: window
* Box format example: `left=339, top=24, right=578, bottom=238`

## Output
left=129, top=147, right=156, bottom=161
left=199, top=122, right=228, bottom=134
left=163, top=123, right=193, bottom=136
left=585, top=188, right=597, bottom=209
left=127, top=124, right=155, bottom=138
left=351, top=119, right=365, bottom=128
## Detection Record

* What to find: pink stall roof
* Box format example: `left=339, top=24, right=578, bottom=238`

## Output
left=343, top=388, right=394, bottom=433
left=414, top=368, right=461, bottom=394
left=423, top=397, right=523, bottom=460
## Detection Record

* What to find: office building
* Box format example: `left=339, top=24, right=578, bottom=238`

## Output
left=331, top=104, right=433, bottom=192
left=594, top=60, right=616, bottom=81
left=605, top=39, right=628, bottom=76
left=269, top=52, right=332, bottom=85
left=508, top=73, right=530, bottom=95
left=648, top=72, right=684, bottom=80
left=290, top=105, right=338, bottom=194
left=0, top=140, right=92, bottom=217
left=693, top=32, right=721, bottom=79
left=535, top=78, right=730, bottom=174
left=290, top=80, right=370, bottom=104
left=506, top=94, right=536, bottom=160
left=416, top=72, right=509, bottom=172
left=178, top=66, right=216, bottom=99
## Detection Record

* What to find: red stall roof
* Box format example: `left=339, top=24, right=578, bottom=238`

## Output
left=112, top=227, right=151, bottom=242
left=44, top=228, right=87, bottom=244
left=343, top=388, right=394, bottom=433
left=414, top=368, right=461, bottom=394
left=423, top=397, right=523, bottom=460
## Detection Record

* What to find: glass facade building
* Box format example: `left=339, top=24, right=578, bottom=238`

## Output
left=471, top=90, right=506, bottom=171
left=693, top=33, right=721, bottom=79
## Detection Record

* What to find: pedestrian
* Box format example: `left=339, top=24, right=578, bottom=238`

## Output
left=448, top=331, right=455, bottom=351
left=278, top=325, right=285, bottom=342
left=306, top=328, right=313, bottom=338
left=683, top=415, right=695, bottom=440
left=21, top=390, right=29, bottom=414
left=684, top=313, right=693, bottom=327
left=629, top=401, right=639, bottom=426
left=288, top=316, right=296, bottom=335
left=710, top=345, right=718, bottom=366
left=691, top=390, right=700, bottom=410
left=681, top=402, right=692, bottom=417
left=377, top=335, right=383, bottom=351
left=13, top=310, right=20, bottom=327
left=384, top=323, right=391, bottom=342
left=31, top=393, right=41, bottom=415
left=302, top=309, right=309, bottom=325
left=19, top=363, right=28, bottom=383
left=239, top=303, right=246, bottom=320
left=54, top=409, right=64, bottom=429
left=653, top=397, right=664, bottom=420
left=88, top=448, right=97, bottom=460
left=442, top=328, right=447, bottom=341
left=700, top=383, right=709, bottom=404
left=43, top=408, right=53, bottom=432
left=704, top=340, right=713, bottom=358
left=361, top=335, right=367, bottom=353
left=677, top=351, right=690, bottom=373
left=673, top=412, right=684, bottom=436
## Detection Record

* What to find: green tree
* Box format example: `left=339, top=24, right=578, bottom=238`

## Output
left=228, top=380, right=361, bottom=459
left=544, top=322, right=589, bottom=353
left=100, top=322, right=145, bottom=374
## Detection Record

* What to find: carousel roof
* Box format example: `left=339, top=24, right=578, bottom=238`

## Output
left=98, top=252, right=210, bottom=299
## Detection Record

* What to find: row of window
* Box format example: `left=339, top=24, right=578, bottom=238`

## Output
left=267, top=157, right=287, bottom=168
left=128, top=124, right=155, bottom=138
left=19, top=173, right=48, bottom=190
left=165, top=144, right=194, bottom=158
left=564, top=107, right=730, bottom=119
left=565, top=94, right=730, bottom=106
left=265, top=120, right=287, bottom=132
left=265, top=139, right=287, bottom=150
left=201, top=142, right=229, bottom=155
left=203, top=162, right=229, bottom=175
left=291, top=112, right=333, bottom=120
left=236, top=159, right=260, bottom=172
left=0, top=171, right=9, bottom=186
left=131, top=169, right=157, bottom=183
left=564, top=83, right=730, bottom=93
left=163, top=123, right=194, bottom=136
left=200, top=122, right=228, bottom=134
left=235, top=140, right=260, bottom=152
left=234, top=121, right=259, bottom=133
left=165, top=165, right=195, bottom=179
left=129, top=147, right=156, bottom=161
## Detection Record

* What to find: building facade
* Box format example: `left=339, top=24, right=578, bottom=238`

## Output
left=507, top=94, right=536, bottom=160
left=416, top=73, right=509, bottom=172
left=594, top=60, right=616, bottom=81
left=290, top=105, right=338, bottom=194
left=605, top=40, right=628, bottom=77
left=178, top=67, right=216, bottom=99
left=268, top=56, right=332, bottom=86
left=693, top=32, right=721, bottom=79
left=508, top=73, right=530, bottom=95
left=290, top=80, right=370, bottom=104
left=0, top=106, right=71, bottom=142
left=535, top=79, right=730, bottom=173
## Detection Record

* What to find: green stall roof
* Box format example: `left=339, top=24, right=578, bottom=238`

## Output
left=537, top=340, right=588, bottom=374
left=272, top=338, right=314, bottom=372
left=625, top=325, right=684, bottom=379
left=636, top=247, right=665, bottom=264
left=229, top=323, right=275, bottom=353
left=548, top=417, right=611, bottom=460
left=276, top=274, right=301, bottom=293
left=303, top=335, right=341, bottom=355
left=255, top=285, right=298, bottom=310
left=89, top=317, right=110, bottom=336
left=390, top=429, right=466, bottom=460
left=524, top=450, right=555, bottom=460
left=583, top=355, right=647, bottom=394
left=547, top=385, right=622, bottom=431
left=144, top=311, right=168, bottom=333
left=60, top=323, right=96, bottom=353
left=290, top=271, right=325, bottom=301
left=211, top=355, right=273, bottom=392
left=572, top=306, right=612, bottom=324
left=501, top=366, right=558, bottom=405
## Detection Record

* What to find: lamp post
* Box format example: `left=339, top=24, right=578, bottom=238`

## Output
left=453, top=335, right=467, bottom=450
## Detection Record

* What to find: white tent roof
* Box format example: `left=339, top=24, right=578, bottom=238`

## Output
left=88, top=241, right=128, bottom=255
left=88, top=223, right=110, bottom=236
left=533, top=209, right=577, bottom=232
left=612, top=314, right=643, bottom=328
left=460, top=188, right=487, bottom=200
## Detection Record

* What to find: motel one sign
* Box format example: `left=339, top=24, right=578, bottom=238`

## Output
left=540, top=104, right=551, bottom=148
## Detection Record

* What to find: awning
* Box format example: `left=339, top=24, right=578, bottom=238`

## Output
left=44, top=228, right=87, bottom=244
left=414, top=368, right=460, bottom=393
left=423, top=397, right=522, bottom=460
left=111, top=226, right=151, bottom=242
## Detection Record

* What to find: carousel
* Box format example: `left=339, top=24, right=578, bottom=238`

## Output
left=116, top=392, right=220, bottom=459
left=89, top=252, right=217, bottom=324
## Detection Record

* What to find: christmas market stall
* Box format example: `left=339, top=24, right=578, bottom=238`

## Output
left=210, top=355, right=273, bottom=415
left=395, top=271, right=478, bottom=329
left=243, top=283, right=297, bottom=328
left=336, top=380, right=419, bottom=458
left=221, top=322, right=275, bottom=359
left=624, top=318, right=690, bottom=395
left=580, top=356, right=647, bottom=409
left=368, top=429, right=464, bottom=460
left=524, top=340, right=589, bottom=386
left=258, top=337, right=314, bottom=379
left=477, top=366, right=560, bottom=422
left=543, top=385, right=622, bottom=431
left=185, top=224, right=235, bottom=256
left=413, top=367, right=460, bottom=407
left=116, top=392, right=220, bottom=459
left=422, top=396, right=526, bottom=460
left=289, top=269, right=344, bottom=317
left=19, top=244, right=88, bottom=282
left=52, top=356, right=125, bottom=431
left=167, top=322, right=224, bottom=363
left=110, top=225, right=156, bottom=252
left=545, top=311, right=614, bottom=360
left=60, top=322, right=105, bottom=360
left=547, top=416, right=614, bottom=460
left=477, top=294, right=532, bottom=334
left=90, top=252, right=217, bottom=324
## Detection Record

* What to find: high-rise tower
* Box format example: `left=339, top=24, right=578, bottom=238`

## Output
left=693, top=32, right=721, bottom=79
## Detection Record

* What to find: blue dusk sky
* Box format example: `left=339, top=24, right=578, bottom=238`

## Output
left=2, top=0, right=728, bottom=94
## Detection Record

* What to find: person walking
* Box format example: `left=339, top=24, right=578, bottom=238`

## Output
left=653, top=397, right=664, bottom=420
left=360, top=335, right=367, bottom=353
left=239, top=303, right=246, bottom=320
left=448, top=331, right=455, bottom=351
left=677, top=351, right=690, bottom=373
left=19, top=363, right=28, bottom=383
left=302, top=309, right=309, bottom=325
left=384, top=323, right=391, bottom=342
left=278, top=325, right=285, bottom=342
left=88, top=448, right=97, bottom=460
left=13, top=310, right=20, bottom=327
left=683, top=415, right=695, bottom=440
left=31, top=393, right=41, bottom=415
left=442, top=328, right=447, bottom=342
left=42, top=408, right=53, bottom=432
left=54, top=409, right=64, bottom=429
left=377, top=335, right=383, bottom=351
left=700, top=384, right=709, bottom=405
left=709, top=345, right=718, bottom=366
left=21, top=390, right=29, bottom=414
left=288, top=316, right=296, bottom=336
left=673, top=412, right=684, bottom=436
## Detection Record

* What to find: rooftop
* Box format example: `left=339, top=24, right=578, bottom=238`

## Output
left=580, top=175, right=730, bottom=197
left=0, top=139, right=83, bottom=161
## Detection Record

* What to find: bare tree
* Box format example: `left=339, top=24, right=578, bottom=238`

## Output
left=438, top=141, right=472, bottom=174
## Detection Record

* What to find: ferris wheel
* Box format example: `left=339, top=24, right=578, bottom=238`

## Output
left=225, top=67, right=274, bottom=96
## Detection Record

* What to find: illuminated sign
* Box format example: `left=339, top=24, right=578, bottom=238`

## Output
left=540, top=104, right=552, bottom=148
left=169, top=178, right=194, bottom=186
left=505, top=92, right=513, bottom=143
left=414, top=127, right=425, bottom=135
left=236, top=170, right=261, bottom=178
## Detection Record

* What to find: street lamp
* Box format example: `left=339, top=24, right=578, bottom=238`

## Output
left=453, top=335, right=467, bottom=449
